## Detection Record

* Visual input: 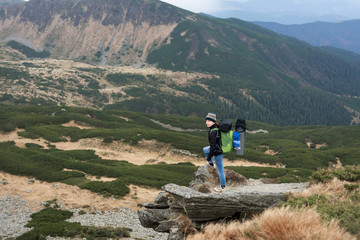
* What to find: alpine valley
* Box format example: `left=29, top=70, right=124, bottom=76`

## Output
left=1, top=0, right=360, bottom=126
left=2, top=1, right=360, bottom=239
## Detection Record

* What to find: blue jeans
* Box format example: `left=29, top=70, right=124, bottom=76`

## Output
left=203, top=146, right=226, bottom=187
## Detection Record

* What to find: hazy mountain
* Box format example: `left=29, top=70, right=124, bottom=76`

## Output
left=254, top=20, right=360, bottom=55
left=0, top=0, right=360, bottom=126
left=212, top=11, right=349, bottom=25
left=0, top=0, right=24, bottom=7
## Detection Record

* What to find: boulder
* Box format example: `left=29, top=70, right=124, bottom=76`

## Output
left=163, top=182, right=308, bottom=221
left=138, top=165, right=309, bottom=240
left=190, top=165, right=249, bottom=193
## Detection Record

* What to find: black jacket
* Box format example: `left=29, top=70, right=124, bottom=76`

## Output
left=208, top=123, right=223, bottom=159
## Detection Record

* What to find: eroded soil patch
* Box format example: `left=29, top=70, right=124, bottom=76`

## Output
left=0, top=172, right=159, bottom=211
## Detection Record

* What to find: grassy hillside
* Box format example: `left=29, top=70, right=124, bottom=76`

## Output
left=146, top=15, right=360, bottom=125
left=1, top=105, right=360, bottom=194
left=148, top=16, right=360, bottom=96
left=0, top=53, right=359, bottom=126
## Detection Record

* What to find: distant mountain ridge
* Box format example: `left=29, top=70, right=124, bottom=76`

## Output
left=0, top=0, right=360, bottom=126
left=0, top=0, right=24, bottom=7
left=254, top=20, right=360, bottom=55
left=211, top=10, right=350, bottom=25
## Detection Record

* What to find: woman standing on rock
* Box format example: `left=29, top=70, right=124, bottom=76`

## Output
left=203, top=112, right=226, bottom=192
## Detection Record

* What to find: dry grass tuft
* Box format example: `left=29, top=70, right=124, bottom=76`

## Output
left=295, top=178, right=347, bottom=199
left=186, top=207, right=355, bottom=240
left=179, top=214, right=196, bottom=236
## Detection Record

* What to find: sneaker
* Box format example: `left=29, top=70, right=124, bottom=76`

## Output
left=214, top=186, right=226, bottom=192
left=206, top=162, right=214, bottom=168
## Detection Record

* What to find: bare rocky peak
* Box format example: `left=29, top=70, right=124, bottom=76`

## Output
left=0, top=0, right=188, bottom=65
left=1, top=0, right=184, bottom=29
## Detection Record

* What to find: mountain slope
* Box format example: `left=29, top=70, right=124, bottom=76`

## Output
left=254, top=20, right=360, bottom=55
left=1, top=0, right=360, bottom=125
left=0, top=0, right=188, bottom=66
left=148, top=16, right=360, bottom=96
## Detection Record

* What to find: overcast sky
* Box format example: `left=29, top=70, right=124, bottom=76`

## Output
left=161, top=0, right=360, bottom=22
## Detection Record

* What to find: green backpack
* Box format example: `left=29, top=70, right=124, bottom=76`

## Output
left=211, top=119, right=234, bottom=153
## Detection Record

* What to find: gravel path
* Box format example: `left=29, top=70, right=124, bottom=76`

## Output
left=0, top=194, right=168, bottom=240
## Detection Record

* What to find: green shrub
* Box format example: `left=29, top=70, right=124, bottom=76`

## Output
left=78, top=210, right=86, bottom=215
left=228, top=166, right=312, bottom=183
left=106, top=73, right=146, bottom=86
left=103, top=137, right=114, bottom=143
left=26, top=208, right=73, bottom=226
left=25, top=143, right=43, bottom=149
left=79, top=179, right=130, bottom=198
left=0, top=66, right=30, bottom=80
left=7, top=40, right=50, bottom=58
left=311, top=165, right=360, bottom=182
left=344, top=184, right=359, bottom=192
left=16, top=207, right=131, bottom=239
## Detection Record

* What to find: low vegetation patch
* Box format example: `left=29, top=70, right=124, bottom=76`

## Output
left=1, top=104, right=360, bottom=172
left=311, top=165, right=360, bottom=182
left=0, top=141, right=196, bottom=197
left=7, top=40, right=50, bottom=59
left=0, top=104, right=360, bottom=192
left=17, top=207, right=131, bottom=240
left=228, top=166, right=313, bottom=183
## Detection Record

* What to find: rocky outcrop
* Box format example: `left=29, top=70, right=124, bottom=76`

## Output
left=138, top=166, right=309, bottom=240
left=189, top=165, right=251, bottom=193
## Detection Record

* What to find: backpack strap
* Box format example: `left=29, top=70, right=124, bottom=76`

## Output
left=210, top=128, right=220, bottom=138
left=210, top=128, right=222, bottom=150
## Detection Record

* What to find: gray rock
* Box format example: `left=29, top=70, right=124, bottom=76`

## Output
left=189, top=166, right=249, bottom=192
left=28, top=178, right=35, bottom=184
left=163, top=183, right=308, bottom=221
left=138, top=209, right=173, bottom=228
left=138, top=165, right=309, bottom=240
left=168, top=227, right=184, bottom=240
left=155, top=191, right=171, bottom=206
left=155, top=219, right=178, bottom=232
left=191, top=166, right=213, bottom=183
left=143, top=202, right=169, bottom=209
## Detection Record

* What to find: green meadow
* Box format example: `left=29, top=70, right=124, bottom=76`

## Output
left=0, top=104, right=360, bottom=197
